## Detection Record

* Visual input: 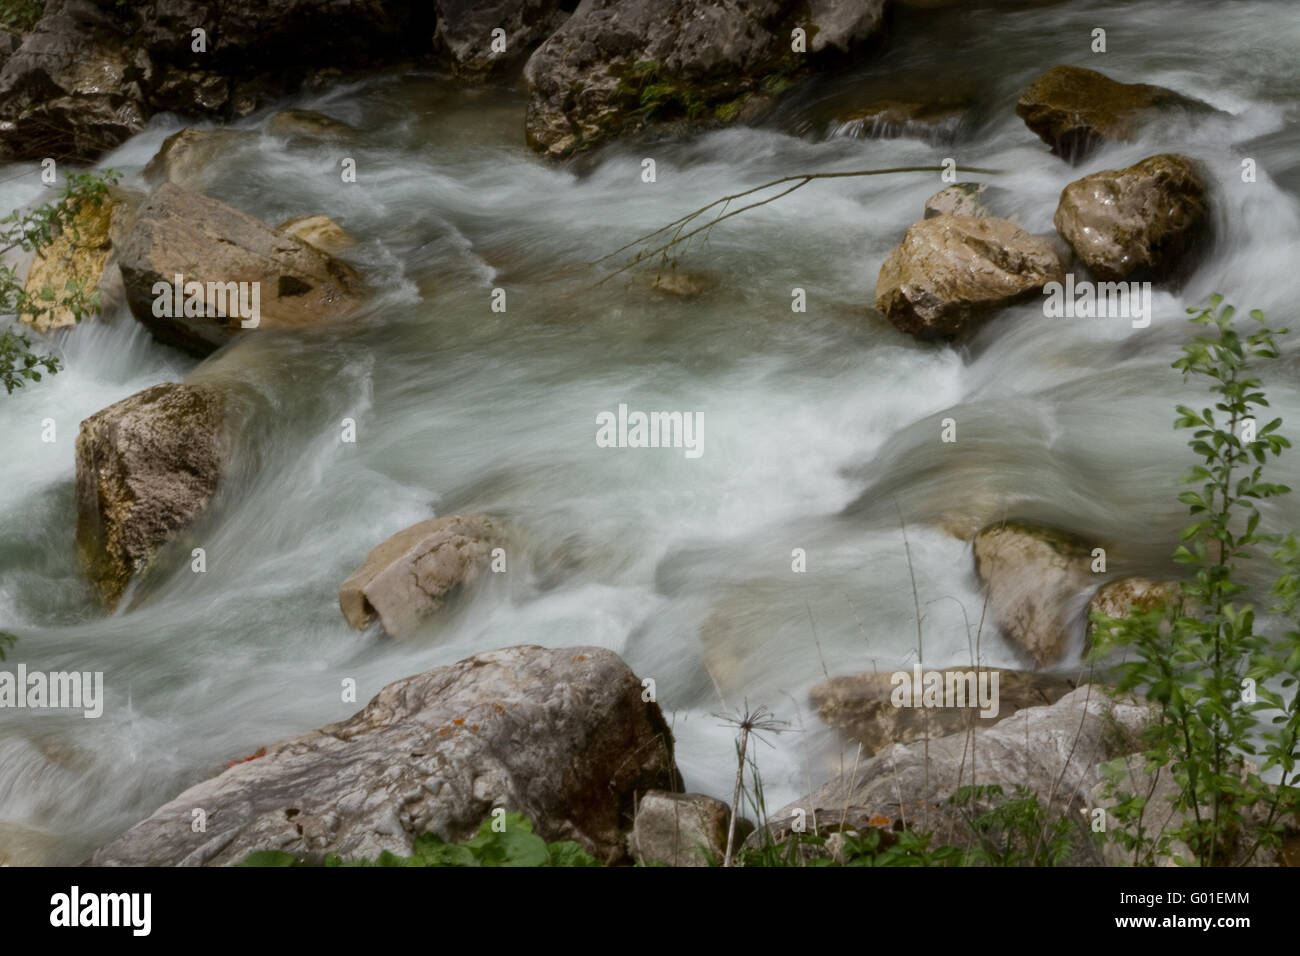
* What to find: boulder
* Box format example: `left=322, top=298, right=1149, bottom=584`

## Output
left=631, top=791, right=731, bottom=866
left=264, top=109, right=356, bottom=144
left=759, top=685, right=1152, bottom=851
left=91, top=645, right=682, bottom=866
left=1087, top=576, right=1181, bottom=647
left=1015, top=65, right=1211, bottom=162
left=142, top=128, right=250, bottom=189
left=523, top=0, right=887, bottom=159
left=75, top=382, right=232, bottom=609
left=0, top=1, right=434, bottom=162
left=923, top=182, right=990, bottom=219
left=433, top=0, right=573, bottom=77
left=117, top=183, right=364, bottom=356
left=21, top=187, right=136, bottom=331
left=874, top=216, right=1066, bottom=339
left=1053, top=153, right=1208, bottom=281
left=276, top=214, right=357, bottom=256
left=972, top=522, right=1096, bottom=666
left=339, top=514, right=501, bottom=638
left=810, top=667, right=1076, bottom=756
left=0, top=0, right=147, bottom=162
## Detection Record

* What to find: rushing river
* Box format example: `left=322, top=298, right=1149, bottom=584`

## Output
left=2, top=0, right=1299, bottom=864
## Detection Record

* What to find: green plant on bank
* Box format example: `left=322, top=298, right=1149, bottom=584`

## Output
left=1091, top=295, right=1300, bottom=866
left=619, top=60, right=709, bottom=123
left=0, top=167, right=121, bottom=394
left=0, top=0, right=43, bottom=33
left=238, top=811, right=602, bottom=867
left=0, top=630, right=15, bottom=661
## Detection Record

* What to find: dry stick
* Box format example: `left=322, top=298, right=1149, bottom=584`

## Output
left=806, top=601, right=831, bottom=682
left=592, top=165, right=1003, bottom=286
left=896, top=501, right=930, bottom=806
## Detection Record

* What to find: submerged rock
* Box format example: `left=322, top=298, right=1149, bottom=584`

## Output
left=264, top=109, right=357, bottom=144
left=75, top=382, right=232, bottom=609
left=117, top=183, right=364, bottom=356
left=276, top=215, right=357, bottom=256
left=874, top=216, right=1066, bottom=340
left=1015, top=65, right=1211, bottom=162
left=923, top=182, right=990, bottom=219
left=142, top=128, right=251, bottom=190
left=1053, top=154, right=1208, bottom=281
left=523, top=0, right=887, bottom=159
left=631, top=791, right=734, bottom=867
left=339, top=514, right=501, bottom=638
left=972, top=521, right=1097, bottom=666
left=91, top=645, right=682, bottom=866
left=810, top=667, right=1076, bottom=756
left=1087, top=576, right=1182, bottom=647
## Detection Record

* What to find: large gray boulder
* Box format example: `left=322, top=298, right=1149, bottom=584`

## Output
left=972, top=522, right=1097, bottom=666
left=91, top=645, right=683, bottom=866
left=117, top=183, right=364, bottom=357
left=339, top=514, right=502, bottom=638
left=761, top=685, right=1152, bottom=849
left=523, top=0, right=887, bottom=158
left=1053, top=154, right=1208, bottom=281
left=874, top=216, right=1066, bottom=340
left=1016, top=65, right=1211, bottom=162
left=75, top=382, right=232, bottom=609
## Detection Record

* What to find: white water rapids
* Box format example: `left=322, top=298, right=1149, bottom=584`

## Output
left=2, top=0, right=1299, bottom=864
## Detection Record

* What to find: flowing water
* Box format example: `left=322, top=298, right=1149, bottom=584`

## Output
left=2, top=0, right=1299, bottom=864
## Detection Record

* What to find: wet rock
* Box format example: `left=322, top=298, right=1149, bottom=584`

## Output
left=831, top=97, right=968, bottom=142
left=1087, top=577, right=1181, bottom=647
left=75, top=382, right=232, bottom=609
left=339, top=514, right=501, bottom=638
left=631, top=791, right=732, bottom=866
left=142, top=128, right=250, bottom=189
left=21, top=187, right=137, bottom=331
left=923, top=182, right=990, bottom=219
left=523, top=0, right=887, bottom=159
left=972, top=521, right=1097, bottom=666
left=1053, top=154, right=1208, bottom=281
left=874, top=216, right=1066, bottom=340
left=0, top=0, right=147, bottom=162
left=810, top=667, right=1076, bottom=756
left=264, top=109, right=356, bottom=145
left=759, top=685, right=1152, bottom=851
left=1016, top=65, right=1211, bottom=162
left=90, top=644, right=682, bottom=866
left=433, top=0, right=573, bottom=77
left=276, top=215, right=356, bottom=256
left=117, top=182, right=365, bottom=357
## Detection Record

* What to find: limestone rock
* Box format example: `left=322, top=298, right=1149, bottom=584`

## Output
left=923, top=182, right=990, bottom=219
left=75, top=382, right=232, bottom=609
left=276, top=215, right=356, bottom=257
left=1053, top=154, right=1208, bottom=281
left=117, top=183, right=364, bottom=356
left=972, top=522, right=1097, bottom=666
left=339, top=514, right=500, bottom=638
left=875, top=216, right=1066, bottom=340
left=91, top=645, right=682, bottom=866
left=810, top=667, right=1076, bottom=756
left=1016, top=65, right=1211, bottom=162
left=631, top=791, right=731, bottom=866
